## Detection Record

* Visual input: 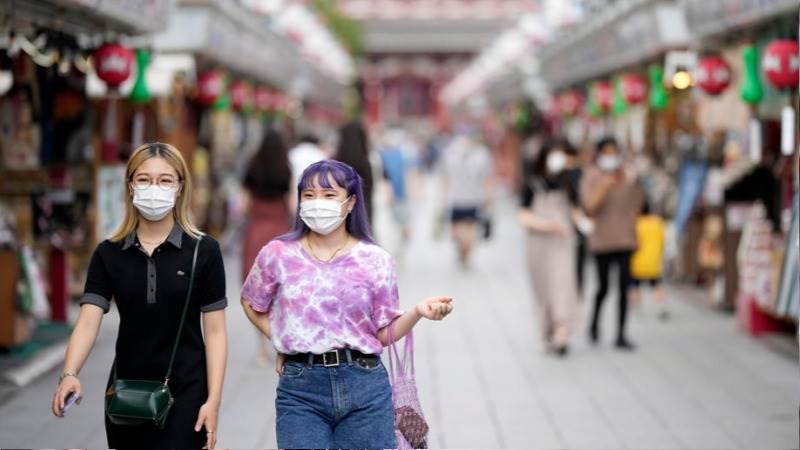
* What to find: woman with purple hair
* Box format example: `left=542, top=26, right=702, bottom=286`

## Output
left=240, top=160, right=453, bottom=449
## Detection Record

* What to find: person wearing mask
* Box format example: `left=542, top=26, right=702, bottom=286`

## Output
left=580, top=137, right=644, bottom=350
left=335, top=121, right=374, bottom=223
left=441, top=128, right=493, bottom=269
left=518, top=139, right=582, bottom=356
left=240, top=160, right=453, bottom=449
left=242, top=128, right=293, bottom=361
left=51, top=143, right=228, bottom=449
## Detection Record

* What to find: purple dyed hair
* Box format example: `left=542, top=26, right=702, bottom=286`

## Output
left=279, top=160, right=375, bottom=244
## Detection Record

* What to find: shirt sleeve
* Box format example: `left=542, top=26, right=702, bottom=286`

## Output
left=371, top=252, right=403, bottom=330
left=580, top=168, right=599, bottom=212
left=241, top=242, right=279, bottom=313
left=198, top=238, right=228, bottom=313
left=79, top=244, right=113, bottom=313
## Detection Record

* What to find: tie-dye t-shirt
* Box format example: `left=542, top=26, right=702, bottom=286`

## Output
left=241, top=239, right=403, bottom=355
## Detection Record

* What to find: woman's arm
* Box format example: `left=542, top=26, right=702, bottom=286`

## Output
left=583, top=174, right=615, bottom=216
left=241, top=299, right=271, bottom=338
left=376, top=296, right=453, bottom=346
left=518, top=209, right=567, bottom=235
left=51, top=304, right=104, bottom=416
left=195, top=310, right=227, bottom=449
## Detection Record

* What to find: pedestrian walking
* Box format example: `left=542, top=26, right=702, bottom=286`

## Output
left=242, top=127, right=292, bottom=362
left=240, top=159, right=453, bottom=449
left=51, top=143, right=228, bottom=449
left=379, top=129, right=412, bottom=245
left=581, top=137, right=644, bottom=350
left=335, top=121, right=375, bottom=224
left=630, top=200, right=668, bottom=319
left=441, top=128, right=493, bottom=269
left=518, top=139, right=582, bottom=356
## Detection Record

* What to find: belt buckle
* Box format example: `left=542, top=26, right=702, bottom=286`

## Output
left=322, top=351, right=340, bottom=367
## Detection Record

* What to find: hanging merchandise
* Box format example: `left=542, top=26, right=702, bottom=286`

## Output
left=559, top=89, right=584, bottom=117
left=196, top=70, right=225, bottom=107
left=696, top=56, right=732, bottom=96
left=762, top=39, right=799, bottom=91
left=648, top=65, right=668, bottom=111
left=621, top=74, right=647, bottom=105
left=93, top=44, right=134, bottom=88
left=740, top=45, right=764, bottom=105
left=774, top=193, right=799, bottom=319
left=612, top=77, right=627, bottom=117
left=19, top=246, right=49, bottom=320
left=230, top=80, right=254, bottom=113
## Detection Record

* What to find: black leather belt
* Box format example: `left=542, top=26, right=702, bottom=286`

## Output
left=284, top=349, right=378, bottom=367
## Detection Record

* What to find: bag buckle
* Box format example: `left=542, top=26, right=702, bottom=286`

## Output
left=322, top=351, right=340, bottom=367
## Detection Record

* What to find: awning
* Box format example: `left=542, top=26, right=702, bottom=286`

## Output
left=3, top=0, right=173, bottom=35
left=538, top=0, right=689, bottom=90
left=682, top=0, right=800, bottom=40
left=152, top=0, right=346, bottom=107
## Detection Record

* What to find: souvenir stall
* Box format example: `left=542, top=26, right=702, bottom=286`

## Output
left=681, top=0, right=799, bottom=331
left=0, top=0, right=171, bottom=346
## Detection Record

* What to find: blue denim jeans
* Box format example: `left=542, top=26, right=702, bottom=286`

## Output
left=275, top=356, right=396, bottom=449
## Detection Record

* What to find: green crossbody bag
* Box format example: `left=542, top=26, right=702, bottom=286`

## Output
left=105, top=237, right=201, bottom=429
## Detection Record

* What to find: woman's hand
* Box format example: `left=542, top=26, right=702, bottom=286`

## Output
left=275, top=352, right=286, bottom=377
left=51, top=375, right=82, bottom=417
left=195, top=401, right=219, bottom=449
left=415, top=296, right=454, bottom=321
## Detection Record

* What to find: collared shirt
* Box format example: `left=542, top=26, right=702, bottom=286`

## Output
left=80, top=224, right=227, bottom=389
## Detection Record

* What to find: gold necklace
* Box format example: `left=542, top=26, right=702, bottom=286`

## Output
left=138, top=236, right=166, bottom=245
left=307, top=235, right=350, bottom=263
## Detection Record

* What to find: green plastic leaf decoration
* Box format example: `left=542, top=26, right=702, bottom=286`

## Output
left=740, top=45, right=764, bottom=105
left=613, top=76, right=628, bottom=116
left=515, top=104, right=530, bottom=133
left=587, top=82, right=601, bottom=118
left=129, top=49, right=151, bottom=104
left=213, top=74, right=230, bottom=112
left=648, top=65, right=668, bottom=111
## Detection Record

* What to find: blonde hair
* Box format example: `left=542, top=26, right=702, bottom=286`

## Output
left=109, top=142, right=203, bottom=242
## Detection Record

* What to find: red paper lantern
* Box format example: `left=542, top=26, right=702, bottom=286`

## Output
left=621, top=74, right=648, bottom=104
left=594, top=81, right=613, bottom=113
left=197, top=70, right=225, bottom=107
left=255, top=87, right=273, bottom=112
left=559, top=90, right=584, bottom=116
left=762, top=39, right=799, bottom=91
left=230, top=80, right=253, bottom=112
left=696, top=56, right=732, bottom=95
left=93, top=44, right=134, bottom=88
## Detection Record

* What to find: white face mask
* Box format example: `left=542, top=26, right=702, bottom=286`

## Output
left=133, top=186, right=178, bottom=221
left=299, top=197, right=350, bottom=235
left=597, top=154, right=622, bottom=172
left=546, top=151, right=568, bottom=174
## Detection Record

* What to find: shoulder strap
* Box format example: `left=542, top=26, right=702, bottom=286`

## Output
left=164, top=236, right=202, bottom=384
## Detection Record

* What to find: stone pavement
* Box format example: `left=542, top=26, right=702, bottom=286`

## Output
left=0, top=180, right=797, bottom=449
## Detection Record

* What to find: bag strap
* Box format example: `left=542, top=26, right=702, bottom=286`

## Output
left=387, top=320, right=415, bottom=382
left=111, top=236, right=202, bottom=384
left=164, top=236, right=202, bottom=384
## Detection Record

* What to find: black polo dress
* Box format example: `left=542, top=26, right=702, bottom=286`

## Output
left=80, top=224, right=227, bottom=449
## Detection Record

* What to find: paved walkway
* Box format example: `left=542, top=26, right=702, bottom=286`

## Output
left=0, top=179, right=797, bottom=449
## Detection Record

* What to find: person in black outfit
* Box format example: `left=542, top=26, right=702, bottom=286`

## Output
left=335, top=121, right=374, bottom=224
left=52, top=143, right=228, bottom=449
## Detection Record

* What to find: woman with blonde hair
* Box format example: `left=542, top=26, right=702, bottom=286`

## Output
left=51, top=143, right=228, bottom=449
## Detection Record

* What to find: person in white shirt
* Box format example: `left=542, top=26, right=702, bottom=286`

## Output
left=288, top=134, right=328, bottom=212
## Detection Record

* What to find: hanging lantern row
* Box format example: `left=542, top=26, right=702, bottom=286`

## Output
left=553, top=38, right=797, bottom=119
left=195, top=70, right=290, bottom=113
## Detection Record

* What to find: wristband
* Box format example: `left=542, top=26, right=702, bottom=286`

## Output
left=59, top=372, right=78, bottom=384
